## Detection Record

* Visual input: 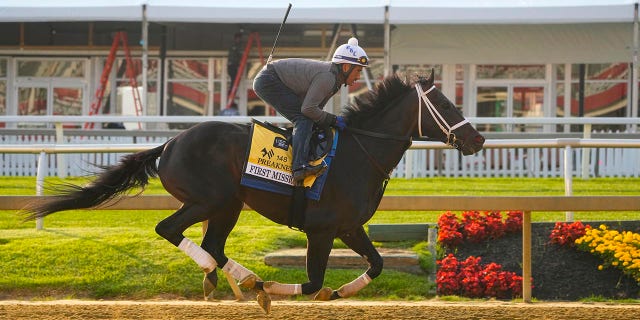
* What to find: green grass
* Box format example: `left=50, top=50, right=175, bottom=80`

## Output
left=1, top=176, right=638, bottom=300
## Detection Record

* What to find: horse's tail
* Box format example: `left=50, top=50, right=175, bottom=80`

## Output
left=22, top=143, right=167, bottom=221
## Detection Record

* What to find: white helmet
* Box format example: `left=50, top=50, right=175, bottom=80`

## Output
left=331, top=37, right=369, bottom=67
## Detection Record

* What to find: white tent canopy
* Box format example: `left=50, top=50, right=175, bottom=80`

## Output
left=145, top=0, right=386, bottom=24
left=0, top=0, right=145, bottom=22
left=1, top=1, right=637, bottom=64
left=1, top=0, right=636, bottom=24
left=391, top=23, right=633, bottom=64
left=389, top=0, right=636, bottom=24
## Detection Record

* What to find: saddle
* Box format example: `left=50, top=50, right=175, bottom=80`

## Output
left=240, top=119, right=338, bottom=200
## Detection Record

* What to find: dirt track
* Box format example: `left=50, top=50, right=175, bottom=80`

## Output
left=2, top=299, right=640, bottom=320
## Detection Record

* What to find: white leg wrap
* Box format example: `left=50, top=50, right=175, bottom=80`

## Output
left=178, top=238, right=217, bottom=273
left=222, top=258, right=254, bottom=281
left=263, top=282, right=302, bottom=295
left=337, top=273, right=372, bottom=298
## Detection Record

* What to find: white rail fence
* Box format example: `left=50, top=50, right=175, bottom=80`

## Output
left=1, top=137, right=639, bottom=178
left=397, top=139, right=640, bottom=179
left=1, top=116, right=639, bottom=178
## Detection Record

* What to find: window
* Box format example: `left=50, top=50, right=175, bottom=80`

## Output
left=394, top=64, right=442, bottom=83
left=14, top=58, right=88, bottom=128
left=475, top=64, right=546, bottom=132
left=114, top=58, right=159, bottom=119
left=477, top=65, right=545, bottom=79
left=556, top=63, right=628, bottom=132
left=18, top=60, right=84, bottom=78
left=166, top=59, right=209, bottom=119
left=0, top=58, right=6, bottom=118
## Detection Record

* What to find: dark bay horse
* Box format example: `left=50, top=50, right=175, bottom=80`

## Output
left=22, top=72, right=484, bottom=312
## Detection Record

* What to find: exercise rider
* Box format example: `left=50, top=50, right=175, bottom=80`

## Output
left=253, top=37, right=369, bottom=185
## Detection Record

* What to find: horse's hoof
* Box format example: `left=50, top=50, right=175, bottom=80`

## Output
left=313, top=287, right=333, bottom=301
left=203, top=272, right=218, bottom=300
left=256, top=290, right=271, bottom=314
left=238, top=274, right=259, bottom=289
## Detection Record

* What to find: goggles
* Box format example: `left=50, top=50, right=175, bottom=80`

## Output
left=335, top=55, right=369, bottom=66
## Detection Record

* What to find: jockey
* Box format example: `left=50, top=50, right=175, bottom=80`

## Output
left=253, top=37, right=369, bottom=185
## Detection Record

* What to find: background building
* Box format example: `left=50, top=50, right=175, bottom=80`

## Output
left=0, top=0, right=638, bottom=133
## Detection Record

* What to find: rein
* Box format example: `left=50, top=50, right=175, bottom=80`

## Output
left=415, top=84, right=469, bottom=147
left=344, top=127, right=411, bottom=181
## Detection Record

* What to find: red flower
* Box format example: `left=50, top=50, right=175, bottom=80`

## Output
left=549, top=221, right=590, bottom=247
left=504, top=211, right=523, bottom=233
left=436, top=255, right=529, bottom=299
left=437, top=212, right=464, bottom=248
left=437, top=211, right=524, bottom=247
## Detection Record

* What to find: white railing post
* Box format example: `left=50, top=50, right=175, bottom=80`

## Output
left=404, top=150, right=414, bottom=178
left=55, top=122, right=67, bottom=178
left=564, top=145, right=574, bottom=221
left=581, top=124, right=591, bottom=179
left=35, top=151, right=47, bottom=230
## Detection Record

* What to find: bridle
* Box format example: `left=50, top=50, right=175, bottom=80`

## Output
left=344, top=81, right=470, bottom=180
left=415, top=84, right=469, bottom=148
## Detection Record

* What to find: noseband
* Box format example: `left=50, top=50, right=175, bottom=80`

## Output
left=415, top=84, right=469, bottom=148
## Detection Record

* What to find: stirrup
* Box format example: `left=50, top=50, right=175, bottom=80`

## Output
left=292, top=163, right=327, bottom=184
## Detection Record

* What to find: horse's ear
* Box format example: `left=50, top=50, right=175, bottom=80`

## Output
left=428, top=68, right=435, bottom=85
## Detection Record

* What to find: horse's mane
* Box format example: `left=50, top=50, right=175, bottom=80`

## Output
left=342, top=75, right=423, bottom=126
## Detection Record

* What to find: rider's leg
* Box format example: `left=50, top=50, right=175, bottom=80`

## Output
left=253, top=66, right=326, bottom=185
left=291, top=118, right=326, bottom=184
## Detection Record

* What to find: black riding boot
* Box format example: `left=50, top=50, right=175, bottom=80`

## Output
left=292, top=118, right=326, bottom=185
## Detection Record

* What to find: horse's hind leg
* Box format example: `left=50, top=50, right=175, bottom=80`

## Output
left=155, top=203, right=221, bottom=272
left=199, top=200, right=249, bottom=299
left=155, top=200, right=256, bottom=281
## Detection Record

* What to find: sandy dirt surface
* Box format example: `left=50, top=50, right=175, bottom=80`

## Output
left=1, top=299, right=640, bottom=320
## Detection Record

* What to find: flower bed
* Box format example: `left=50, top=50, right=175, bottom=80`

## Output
left=438, top=215, right=640, bottom=300
left=575, top=225, right=640, bottom=282
left=437, top=254, right=523, bottom=298
left=437, top=211, right=525, bottom=298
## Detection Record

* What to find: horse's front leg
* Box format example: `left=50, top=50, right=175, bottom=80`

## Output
left=248, top=231, right=336, bottom=300
left=326, top=225, right=382, bottom=300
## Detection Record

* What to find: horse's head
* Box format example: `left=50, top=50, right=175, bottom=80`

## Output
left=414, top=71, right=484, bottom=155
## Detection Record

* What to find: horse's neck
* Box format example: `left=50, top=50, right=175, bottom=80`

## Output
left=349, top=96, right=417, bottom=173
left=359, top=94, right=417, bottom=138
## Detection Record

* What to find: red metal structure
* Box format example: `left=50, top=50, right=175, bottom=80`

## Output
left=225, top=32, right=265, bottom=110
left=85, top=31, right=143, bottom=129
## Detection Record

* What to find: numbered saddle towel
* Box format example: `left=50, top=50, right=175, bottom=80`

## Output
left=240, top=119, right=338, bottom=200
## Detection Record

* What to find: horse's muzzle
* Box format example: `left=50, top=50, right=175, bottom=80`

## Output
left=461, top=134, right=485, bottom=156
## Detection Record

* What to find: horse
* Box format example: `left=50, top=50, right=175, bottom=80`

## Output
left=22, top=71, right=484, bottom=313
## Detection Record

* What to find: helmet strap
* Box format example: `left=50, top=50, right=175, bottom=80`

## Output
left=339, top=64, right=356, bottom=86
